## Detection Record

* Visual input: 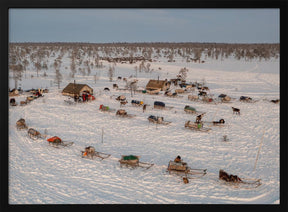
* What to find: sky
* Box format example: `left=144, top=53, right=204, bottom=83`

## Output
left=9, top=9, right=279, bottom=43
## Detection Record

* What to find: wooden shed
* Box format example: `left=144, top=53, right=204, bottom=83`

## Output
left=146, top=79, right=170, bottom=91
left=62, top=83, right=93, bottom=97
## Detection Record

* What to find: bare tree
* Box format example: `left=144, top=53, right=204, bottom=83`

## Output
left=54, top=69, right=63, bottom=89
left=178, top=67, right=189, bottom=81
left=10, top=63, right=23, bottom=89
left=107, top=65, right=115, bottom=82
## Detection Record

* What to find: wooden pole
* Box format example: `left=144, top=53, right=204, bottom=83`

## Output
left=101, top=128, right=104, bottom=143
left=254, top=129, right=265, bottom=170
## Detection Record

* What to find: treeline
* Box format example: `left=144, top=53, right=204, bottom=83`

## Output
left=10, top=42, right=279, bottom=62
left=9, top=42, right=279, bottom=89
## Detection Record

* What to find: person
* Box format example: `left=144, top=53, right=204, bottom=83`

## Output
left=174, top=155, right=182, bottom=163
left=74, top=94, right=79, bottom=102
left=196, top=114, right=203, bottom=123
left=143, top=104, right=147, bottom=113
left=82, top=93, right=86, bottom=102
left=83, top=146, right=95, bottom=157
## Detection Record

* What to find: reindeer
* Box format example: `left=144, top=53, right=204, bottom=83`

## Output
left=232, top=107, right=240, bottom=115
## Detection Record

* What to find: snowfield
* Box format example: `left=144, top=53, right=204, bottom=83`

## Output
left=9, top=55, right=280, bottom=204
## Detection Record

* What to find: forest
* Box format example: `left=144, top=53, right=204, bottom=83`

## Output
left=9, top=42, right=279, bottom=89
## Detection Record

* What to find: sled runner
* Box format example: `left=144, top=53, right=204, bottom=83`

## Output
left=219, top=178, right=262, bottom=189
left=47, top=136, right=74, bottom=148
left=119, top=155, right=154, bottom=169
left=167, top=160, right=207, bottom=179
left=81, top=146, right=111, bottom=160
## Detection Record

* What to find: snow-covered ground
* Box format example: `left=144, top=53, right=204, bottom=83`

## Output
left=9, top=55, right=280, bottom=204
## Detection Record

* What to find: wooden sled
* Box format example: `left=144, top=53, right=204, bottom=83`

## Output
left=148, top=116, right=171, bottom=125
left=81, top=146, right=111, bottom=160
left=116, top=109, right=136, bottom=118
left=28, top=128, right=45, bottom=139
left=184, top=121, right=211, bottom=132
left=119, top=155, right=154, bottom=169
left=167, top=161, right=207, bottom=179
left=99, top=104, right=116, bottom=112
left=16, top=118, right=28, bottom=130
left=220, top=178, right=262, bottom=189
left=47, top=136, right=74, bottom=148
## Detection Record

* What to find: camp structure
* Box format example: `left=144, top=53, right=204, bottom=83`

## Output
left=145, top=79, right=170, bottom=92
left=62, top=82, right=93, bottom=97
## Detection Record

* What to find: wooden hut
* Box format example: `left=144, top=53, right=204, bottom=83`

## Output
left=62, top=83, right=93, bottom=97
left=146, top=79, right=170, bottom=92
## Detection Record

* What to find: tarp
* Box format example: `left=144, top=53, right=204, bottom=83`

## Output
left=47, top=136, right=61, bottom=143
left=148, top=115, right=157, bottom=120
left=88, top=95, right=95, bottom=100
left=123, top=155, right=138, bottom=160
left=184, top=105, right=196, bottom=111
left=154, top=101, right=165, bottom=107
left=240, top=96, right=251, bottom=100
left=218, top=94, right=227, bottom=98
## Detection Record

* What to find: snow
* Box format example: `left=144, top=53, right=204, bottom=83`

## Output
left=9, top=54, right=280, bottom=204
